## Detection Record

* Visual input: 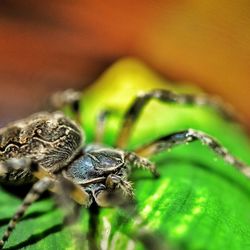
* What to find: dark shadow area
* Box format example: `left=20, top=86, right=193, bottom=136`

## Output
left=5, top=223, right=63, bottom=250
left=87, top=203, right=99, bottom=250
left=0, top=183, right=50, bottom=199
left=0, top=183, right=33, bottom=198
left=0, top=205, right=56, bottom=226
left=136, top=231, right=171, bottom=250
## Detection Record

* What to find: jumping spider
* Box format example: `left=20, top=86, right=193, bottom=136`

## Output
left=0, top=88, right=249, bottom=249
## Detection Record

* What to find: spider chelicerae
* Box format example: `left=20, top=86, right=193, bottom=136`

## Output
left=0, top=88, right=249, bottom=249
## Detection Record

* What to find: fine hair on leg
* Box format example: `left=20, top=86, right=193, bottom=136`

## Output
left=116, top=89, right=237, bottom=148
left=0, top=178, right=53, bottom=249
left=135, top=129, right=250, bottom=178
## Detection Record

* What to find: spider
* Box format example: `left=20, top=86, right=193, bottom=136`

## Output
left=0, top=88, right=249, bottom=249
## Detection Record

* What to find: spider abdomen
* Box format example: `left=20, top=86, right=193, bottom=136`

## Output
left=0, top=112, right=83, bottom=184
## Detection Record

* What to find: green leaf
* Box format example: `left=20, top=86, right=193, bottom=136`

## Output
left=1, top=58, right=250, bottom=250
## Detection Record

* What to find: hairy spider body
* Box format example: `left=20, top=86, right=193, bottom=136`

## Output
left=0, top=112, right=82, bottom=184
left=0, top=112, right=152, bottom=206
left=0, top=88, right=249, bottom=249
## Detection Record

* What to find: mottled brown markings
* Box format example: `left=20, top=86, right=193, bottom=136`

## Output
left=0, top=112, right=82, bottom=184
left=0, top=91, right=87, bottom=248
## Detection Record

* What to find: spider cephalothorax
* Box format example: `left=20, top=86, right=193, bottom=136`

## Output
left=64, top=144, right=156, bottom=207
left=0, top=88, right=249, bottom=249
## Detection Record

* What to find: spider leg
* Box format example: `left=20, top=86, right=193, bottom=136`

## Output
left=49, top=89, right=82, bottom=123
left=135, top=129, right=250, bottom=178
left=125, top=152, right=160, bottom=177
left=113, top=195, right=170, bottom=250
left=0, top=159, right=53, bottom=249
left=0, top=158, right=91, bottom=205
left=95, top=109, right=121, bottom=144
left=45, top=173, right=93, bottom=249
left=94, top=110, right=112, bottom=143
left=90, top=178, right=132, bottom=207
left=0, top=177, right=53, bottom=249
left=0, top=158, right=60, bottom=186
left=53, top=177, right=84, bottom=226
left=116, top=89, right=236, bottom=148
left=0, top=158, right=35, bottom=184
left=55, top=173, right=92, bottom=206
left=106, top=174, right=134, bottom=197
left=0, top=158, right=54, bottom=185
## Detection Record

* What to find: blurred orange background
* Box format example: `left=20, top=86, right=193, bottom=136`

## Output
left=0, top=1, right=250, bottom=130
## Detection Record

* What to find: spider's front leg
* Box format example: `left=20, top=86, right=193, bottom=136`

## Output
left=116, top=89, right=237, bottom=148
left=0, top=177, right=53, bottom=249
left=0, top=159, right=91, bottom=249
left=135, top=129, right=250, bottom=178
left=125, top=152, right=160, bottom=178
left=0, top=158, right=54, bottom=249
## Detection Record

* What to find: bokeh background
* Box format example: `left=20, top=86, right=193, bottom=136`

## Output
left=0, top=0, right=250, bottom=130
